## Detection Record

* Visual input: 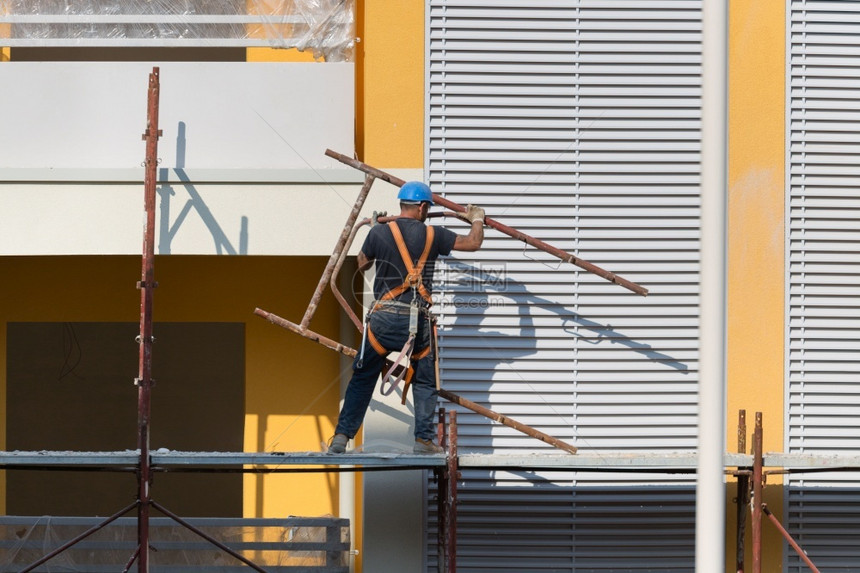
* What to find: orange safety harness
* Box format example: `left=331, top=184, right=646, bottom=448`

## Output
left=357, top=221, right=436, bottom=400
left=378, top=222, right=435, bottom=307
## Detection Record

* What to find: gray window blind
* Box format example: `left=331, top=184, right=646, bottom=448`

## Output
left=427, top=1, right=702, bottom=570
left=787, top=1, right=860, bottom=570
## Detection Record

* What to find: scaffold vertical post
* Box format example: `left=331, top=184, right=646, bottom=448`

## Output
left=752, top=412, right=763, bottom=573
left=446, top=410, right=458, bottom=573
left=736, top=410, right=748, bottom=573
left=137, top=65, right=162, bottom=573
left=300, top=173, right=376, bottom=330
left=436, top=408, right=448, bottom=573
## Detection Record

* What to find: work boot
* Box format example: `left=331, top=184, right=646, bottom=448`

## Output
left=328, top=434, right=348, bottom=454
left=413, top=438, right=444, bottom=454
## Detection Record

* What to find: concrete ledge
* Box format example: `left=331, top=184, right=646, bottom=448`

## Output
left=0, top=168, right=365, bottom=184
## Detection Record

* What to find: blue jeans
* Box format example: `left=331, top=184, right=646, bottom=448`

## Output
left=335, top=307, right=438, bottom=441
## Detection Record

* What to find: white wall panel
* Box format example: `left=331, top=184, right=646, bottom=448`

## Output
left=0, top=62, right=353, bottom=171
left=0, top=180, right=398, bottom=256
left=0, top=62, right=375, bottom=256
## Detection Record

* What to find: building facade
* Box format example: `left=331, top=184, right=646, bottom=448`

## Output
left=3, top=1, right=860, bottom=571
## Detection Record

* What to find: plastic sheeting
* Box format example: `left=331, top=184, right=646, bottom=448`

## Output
left=0, top=0, right=355, bottom=61
left=0, top=515, right=350, bottom=570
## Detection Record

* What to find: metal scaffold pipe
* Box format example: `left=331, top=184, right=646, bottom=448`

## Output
left=136, top=65, right=162, bottom=573
left=300, top=173, right=376, bottom=330
left=761, top=505, right=821, bottom=573
left=324, top=149, right=649, bottom=296
left=253, top=307, right=577, bottom=455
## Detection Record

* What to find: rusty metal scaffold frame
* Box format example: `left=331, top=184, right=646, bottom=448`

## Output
left=11, top=68, right=463, bottom=573
left=253, top=150, right=657, bottom=455
left=17, top=66, right=272, bottom=573
left=248, top=149, right=658, bottom=571
left=732, top=410, right=822, bottom=573
left=249, top=152, right=650, bottom=571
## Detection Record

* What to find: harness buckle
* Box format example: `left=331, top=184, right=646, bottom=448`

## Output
left=408, top=298, right=419, bottom=335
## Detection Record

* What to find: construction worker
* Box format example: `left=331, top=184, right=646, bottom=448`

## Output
left=328, top=181, right=485, bottom=454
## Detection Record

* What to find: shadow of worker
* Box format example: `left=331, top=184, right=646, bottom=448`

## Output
left=436, top=259, right=689, bottom=453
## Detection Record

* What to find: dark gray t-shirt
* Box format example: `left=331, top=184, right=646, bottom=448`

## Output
left=361, top=218, right=457, bottom=304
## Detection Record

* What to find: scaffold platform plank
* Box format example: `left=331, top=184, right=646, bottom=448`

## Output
left=0, top=450, right=446, bottom=469
left=152, top=450, right=447, bottom=468
left=0, top=450, right=771, bottom=471
left=7, top=450, right=860, bottom=472
left=0, top=451, right=140, bottom=466
left=459, top=452, right=753, bottom=471
left=761, top=452, right=860, bottom=470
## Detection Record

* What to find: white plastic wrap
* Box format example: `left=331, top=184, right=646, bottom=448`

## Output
left=0, top=515, right=351, bottom=569
left=0, top=0, right=355, bottom=61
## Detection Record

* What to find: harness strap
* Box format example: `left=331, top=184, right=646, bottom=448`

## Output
left=412, top=345, right=432, bottom=361
left=380, top=222, right=435, bottom=305
left=366, top=326, right=387, bottom=356
left=380, top=338, right=433, bottom=398
left=399, top=345, right=432, bottom=405
left=375, top=222, right=436, bottom=397
left=380, top=334, right=416, bottom=396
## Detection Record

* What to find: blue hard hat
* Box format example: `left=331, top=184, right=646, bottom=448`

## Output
left=397, top=181, right=434, bottom=205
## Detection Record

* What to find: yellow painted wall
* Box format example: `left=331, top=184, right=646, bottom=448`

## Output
left=727, top=0, right=786, bottom=570
left=244, top=0, right=322, bottom=63
left=356, top=0, right=424, bottom=167
left=246, top=47, right=318, bottom=62
left=0, top=255, right=345, bottom=519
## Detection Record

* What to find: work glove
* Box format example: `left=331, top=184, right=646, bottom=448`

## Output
left=463, top=204, right=485, bottom=224
left=371, top=211, right=387, bottom=227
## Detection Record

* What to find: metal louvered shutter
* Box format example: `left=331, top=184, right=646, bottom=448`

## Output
left=787, top=2, right=860, bottom=570
left=427, top=1, right=702, bottom=571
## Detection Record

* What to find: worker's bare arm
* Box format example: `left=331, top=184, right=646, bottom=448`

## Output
left=452, top=220, right=484, bottom=252
left=357, top=251, right=374, bottom=271
left=452, top=204, right=485, bottom=252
